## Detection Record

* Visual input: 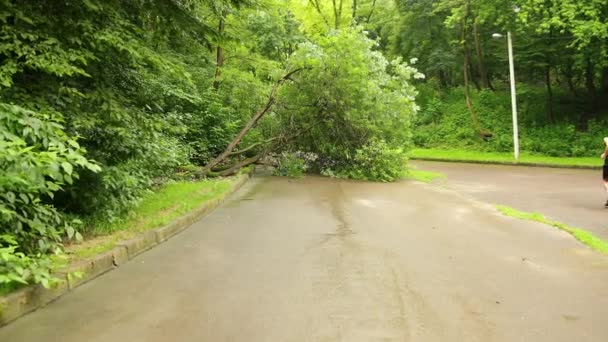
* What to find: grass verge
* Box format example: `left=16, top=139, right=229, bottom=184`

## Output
left=66, top=176, right=239, bottom=260
left=497, top=205, right=608, bottom=255
left=411, top=149, right=600, bottom=168
left=404, top=169, right=446, bottom=183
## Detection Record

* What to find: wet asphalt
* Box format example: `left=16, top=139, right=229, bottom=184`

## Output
left=1, top=174, right=607, bottom=341
left=412, top=160, right=608, bottom=240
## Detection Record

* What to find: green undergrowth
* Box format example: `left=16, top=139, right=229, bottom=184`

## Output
left=404, top=169, right=446, bottom=183
left=411, top=149, right=600, bottom=168
left=67, top=176, right=241, bottom=260
left=497, top=205, right=608, bottom=255
left=0, top=282, right=22, bottom=297
left=413, top=86, right=608, bottom=158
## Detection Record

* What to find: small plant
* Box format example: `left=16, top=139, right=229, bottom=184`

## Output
left=0, top=235, right=57, bottom=290
left=1, top=104, right=99, bottom=289
left=273, top=153, right=309, bottom=178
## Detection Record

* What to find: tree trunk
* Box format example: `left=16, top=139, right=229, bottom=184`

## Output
left=469, top=60, right=481, bottom=91
left=366, top=0, right=377, bottom=23
left=578, top=58, right=598, bottom=129
left=332, top=0, right=343, bottom=29
left=309, top=0, right=330, bottom=26
left=213, top=16, right=225, bottom=90
left=473, top=17, right=492, bottom=90
left=202, top=68, right=307, bottom=175
left=352, top=0, right=357, bottom=23
left=586, top=58, right=598, bottom=114
left=545, top=65, right=555, bottom=123
left=215, top=120, right=321, bottom=176
left=602, top=67, right=608, bottom=94
left=438, top=69, right=448, bottom=89
left=564, top=63, right=577, bottom=96
left=338, top=0, right=343, bottom=27
left=461, top=13, right=484, bottom=137
left=461, top=5, right=490, bottom=139
left=219, top=152, right=267, bottom=177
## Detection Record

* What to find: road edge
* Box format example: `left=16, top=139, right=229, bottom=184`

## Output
left=411, top=157, right=601, bottom=170
left=0, top=171, right=253, bottom=327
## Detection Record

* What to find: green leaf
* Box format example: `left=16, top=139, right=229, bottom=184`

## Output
left=5, top=192, right=16, bottom=203
left=66, top=226, right=75, bottom=239
left=61, top=162, right=73, bottom=175
left=19, top=193, right=29, bottom=204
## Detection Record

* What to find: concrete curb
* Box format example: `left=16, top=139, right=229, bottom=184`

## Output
left=0, top=171, right=252, bottom=327
left=411, top=157, right=601, bottom=170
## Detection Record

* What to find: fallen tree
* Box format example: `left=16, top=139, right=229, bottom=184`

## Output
left=201, top=68, right=307, bottom=176
left=201, top=29, right=421, bottom=182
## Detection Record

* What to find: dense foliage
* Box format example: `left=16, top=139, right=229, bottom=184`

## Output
left=414, top=85, right=606, bottom=156
left=368, top=0, right=608, bottom=155
left=277, top=29, right=420, bottom=180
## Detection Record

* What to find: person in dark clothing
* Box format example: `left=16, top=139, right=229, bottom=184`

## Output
left=601, top=137, right=608, bottom=207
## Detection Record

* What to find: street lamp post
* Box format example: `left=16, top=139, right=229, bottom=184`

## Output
left=493, top=31, right=519, bottom=161
left=493, top=5, right=521, bottom=161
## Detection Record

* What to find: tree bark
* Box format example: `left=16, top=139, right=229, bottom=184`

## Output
left=309, top=0, right=330, bottom=27
left=332, top=0, right=343, bottom=29
left=601, top=67, right=608, bottom=94
left=545, top=65, right=555, bottom=123
left=366, top=0, right=377, bottom=23
left=469, top=60, right=481, bottom=91
left=563, top=63, right=577, bottom=96
left=578, top=58, right=598, bottom=129
left=473, top=17, right=492, bottom=90
left=461, top=1, right=490, bottom=139
left=586, top=58, right=598, bottom=114
left=338, top=0, right=343, bottom=27
left=219, top=152, right=267, bottom=177
left=213, top=15, right=225, bottom=90
left=215, top=121, right=321, bottom=176
left=438, top=69, right=448, bottom=89
left=201, top=68, right=307, bottom=175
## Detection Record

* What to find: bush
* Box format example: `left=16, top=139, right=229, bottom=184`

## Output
left=0, top=235, right=56, bottom=289
left=273, top=153, right=309, bottom=178
left=0, top=104, right=100, bottom=288
left=0, top=104, right=100, bottom=250
left=322, top=140, right=408, bottom=182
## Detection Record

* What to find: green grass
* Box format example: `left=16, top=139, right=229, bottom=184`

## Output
left=497, top=205, right=608, bottom=255
left=71, top=237, right=121, bottom=259
left=411, top=148, right=600, bottom=168
left=91, top=178, right=234, bottom=234
left=69, top=177, right=238, bottom=259
left=404, top=169, right=446, bottom=183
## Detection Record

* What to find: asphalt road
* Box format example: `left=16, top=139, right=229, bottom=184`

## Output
left=1, top=175, right=607, bottom=341
left=412, top=160, right=608, bottom=240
